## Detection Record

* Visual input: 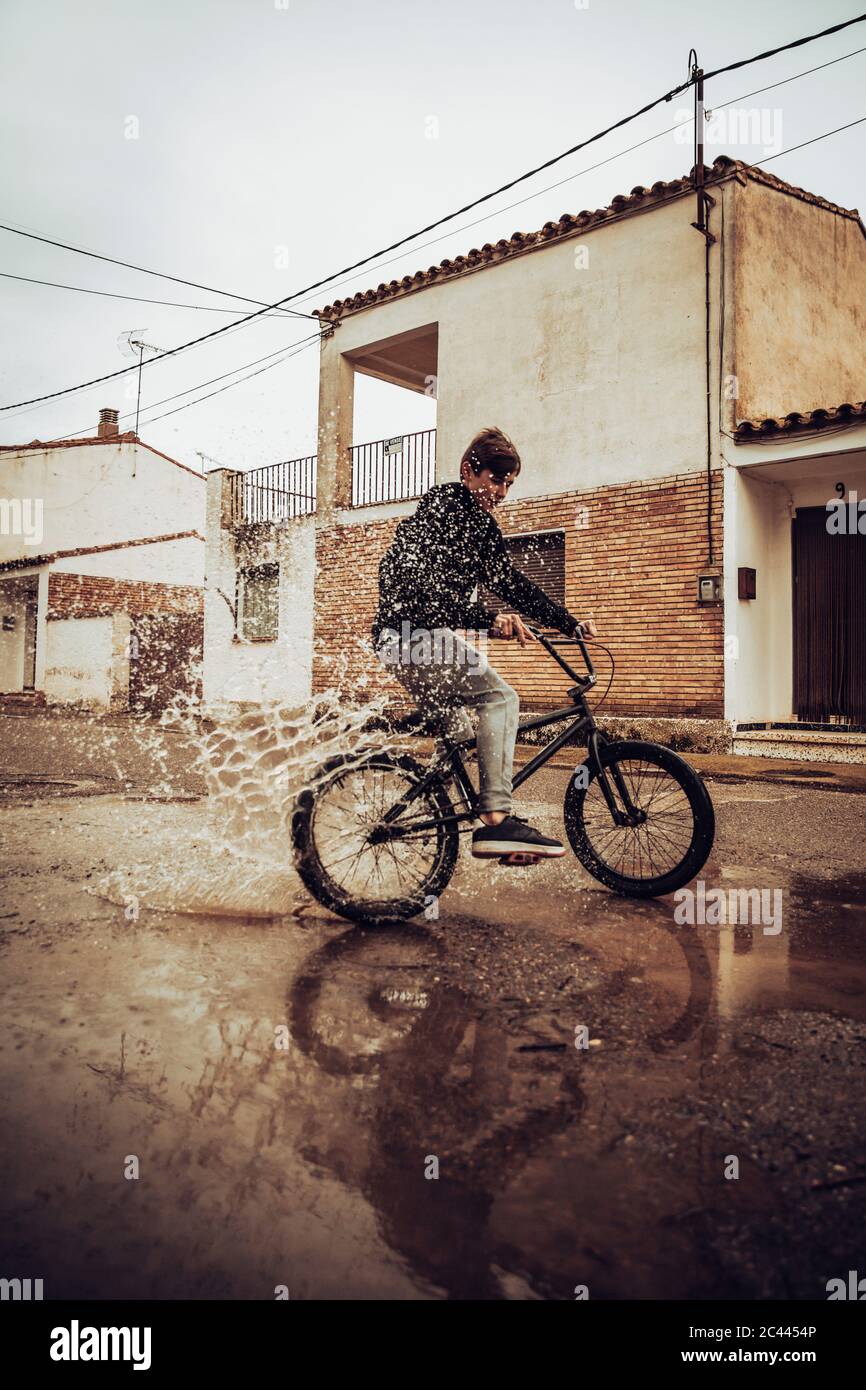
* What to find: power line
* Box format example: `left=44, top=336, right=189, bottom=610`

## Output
left=703, top=11, right=866, bottom=81
left=138, top=333, right=323, bottom=427
left=73, top=330, right=324, bottom=436
left=1, top=76, right=701, bottom=412
left=277, top=41, right=866, bottom=319
left=4, top=11, right=866, bottom=415
left=0, top=270, right=300, bottom=316
left=7, top=117, right=860, bottom=449
left=5, top=36, right=863, bottom=345
left=0, top=221, right=313, bottom=321
left=752, top=113, right=866, bottom=163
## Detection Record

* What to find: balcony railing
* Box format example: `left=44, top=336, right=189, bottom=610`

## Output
left=229, top=455, right=316, bottom=526
left=228, top=428, right=436, bottom=525
left=351, top=428, right=436, bottom=507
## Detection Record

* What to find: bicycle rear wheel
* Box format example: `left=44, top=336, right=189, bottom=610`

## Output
left=292, top=750, right=459, bottom=924
left=563, top=739, right=715, bottom=898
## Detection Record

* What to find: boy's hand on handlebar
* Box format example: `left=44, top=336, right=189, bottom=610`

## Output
left=489, top=612, right=536, bottom=646
left=576, top=617, right=598, bottom=639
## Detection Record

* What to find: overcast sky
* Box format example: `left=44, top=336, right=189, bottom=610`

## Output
left=1, top=0, right=864, bottom=474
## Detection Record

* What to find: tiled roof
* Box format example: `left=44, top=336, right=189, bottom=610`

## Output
left=0, top=431, right=140, bottom=451
left=0, top=432, right=205, bottom=479
left=735, top=401, right=866, bottom=437
left=314, top=156, right=863, bottom=321
left=0, top=530, right=205, bottom=573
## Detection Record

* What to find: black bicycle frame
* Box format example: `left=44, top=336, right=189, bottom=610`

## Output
left=371, top=626, right=642, bottom=841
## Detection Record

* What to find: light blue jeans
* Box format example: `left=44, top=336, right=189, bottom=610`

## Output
left=376, top=625, right=520, bottom=815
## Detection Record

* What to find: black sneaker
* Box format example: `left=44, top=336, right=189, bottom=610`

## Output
left=471, top=814, right=566, bottom=859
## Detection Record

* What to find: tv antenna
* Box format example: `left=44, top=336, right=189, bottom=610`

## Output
left=117, top=330, right=164, bottom=436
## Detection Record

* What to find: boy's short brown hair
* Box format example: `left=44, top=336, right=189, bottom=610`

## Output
left=461, top=427, right=522, bottom=481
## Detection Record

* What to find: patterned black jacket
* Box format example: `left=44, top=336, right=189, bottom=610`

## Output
left=372, top=481, right=580, bottom=643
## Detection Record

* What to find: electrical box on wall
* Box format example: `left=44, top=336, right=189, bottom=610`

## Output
left=738, top=567, right=757, bottom=600
left=696, top=572, right=722, bottom=604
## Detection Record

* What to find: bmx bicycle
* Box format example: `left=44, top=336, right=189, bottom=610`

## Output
left=292, top=624, right=715, bottom=924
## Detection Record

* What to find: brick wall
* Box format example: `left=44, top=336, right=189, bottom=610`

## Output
left=312, top=469, right=724, bottom=719
left=47, top=572, right=203, bottom=620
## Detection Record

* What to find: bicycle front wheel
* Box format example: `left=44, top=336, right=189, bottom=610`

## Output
left=563, top=739, right=715, bottom=898
left=292, top=750, right=459, bottom=924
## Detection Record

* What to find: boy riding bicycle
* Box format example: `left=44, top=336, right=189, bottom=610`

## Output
left=372, top=426, right=597, bottom=861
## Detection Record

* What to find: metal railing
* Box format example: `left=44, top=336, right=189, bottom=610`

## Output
left=228, top=428, right=436, bottom=523
left=351, top=428, right=436, bottom=507
left=229, top=455, right=317, bottom=525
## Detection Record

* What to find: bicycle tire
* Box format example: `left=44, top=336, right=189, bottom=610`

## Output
left=291, top=750, right=459, bottom=924
left=563, top=739, right=715, bottom=898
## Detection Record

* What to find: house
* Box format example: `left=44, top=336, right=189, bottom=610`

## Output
left=204, top=155, right=866, bottom=759
left=0, top=409, right=206, bottom=712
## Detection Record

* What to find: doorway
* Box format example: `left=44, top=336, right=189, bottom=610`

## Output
left=0, top=575, right=38, bottom=692
left=792, top=506, right=866, bottom=723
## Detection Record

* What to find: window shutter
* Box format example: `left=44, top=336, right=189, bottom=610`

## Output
left=240, top=562, right=280, bottom=641
left=479, top=530, right=565, bottom=617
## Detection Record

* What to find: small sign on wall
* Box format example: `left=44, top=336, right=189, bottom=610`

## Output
left=2, top=615, right=16, bottom=631
left=384, top=436, right=404, bottom=456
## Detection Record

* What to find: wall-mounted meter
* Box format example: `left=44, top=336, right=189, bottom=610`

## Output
left=697, top=573, right=722, bottom=604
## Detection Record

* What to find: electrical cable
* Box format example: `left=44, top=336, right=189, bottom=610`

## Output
left=6, top=329, right=324, bottom=450
left=4, top=13, right=865, bottom=415
left=0, top=270, right=301, bottom=316
left=0, top=76, right=707, bottom=411
left=0, top=222, right=313, bottom=321
left=702, top=11, right=866, bottom=81
left=261, top=43, right=866, bottom=317
left=6, top=42, right=865, bottom=334
left=136, top=332, right=323, bottom=427
left=749, top=113, right=866, bottom=164
left=82, top=330, right=323, bottom=435
left=585, top=637, right=616, bottom=716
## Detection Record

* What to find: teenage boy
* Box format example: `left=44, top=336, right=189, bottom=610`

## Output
left=372, top=426, right=597, bottom=860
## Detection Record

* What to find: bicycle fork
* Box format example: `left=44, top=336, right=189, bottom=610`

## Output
left=585, top=732, right=647, bottom=829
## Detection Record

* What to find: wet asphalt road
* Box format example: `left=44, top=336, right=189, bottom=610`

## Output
left=1, top=716, right=865, bottom=1300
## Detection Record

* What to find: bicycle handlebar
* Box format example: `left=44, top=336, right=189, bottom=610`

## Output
left=524, top=621, right=597, bottom=689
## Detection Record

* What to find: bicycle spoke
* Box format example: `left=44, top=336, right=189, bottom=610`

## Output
left=309, top=760, right=446, bottom=907
left=580, top=757, right=695, bottom=882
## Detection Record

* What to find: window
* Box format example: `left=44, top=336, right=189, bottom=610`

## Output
left=480, top=529, right=566, bottom=617
left=239, top=562, right=279, bottom=641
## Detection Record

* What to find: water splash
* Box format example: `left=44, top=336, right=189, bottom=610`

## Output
left=94, top=686, right=406, bottom=919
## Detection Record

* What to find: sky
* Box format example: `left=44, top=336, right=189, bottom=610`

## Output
left=1, top=0, right=864, bottom=474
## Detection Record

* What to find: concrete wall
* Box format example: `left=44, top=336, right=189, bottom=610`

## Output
left=731, top=178, right=866, bottom=423
left=44, top=615, right=114, bottom=707
left=203, top=470, right=316, bottom=710
left=0, top=442, right=206, bottom=569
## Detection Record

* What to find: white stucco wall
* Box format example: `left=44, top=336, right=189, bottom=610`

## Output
left=723, top=429, right=866, bottom=722
left=51, top=534, right=204, bottom=585
left=0, top=442, right=205, bottom=566
left=44, top=615, right=114, bottom=707
left=203, top=470, right=315, bottom=709
left=319, top=186, right=722, bottom=515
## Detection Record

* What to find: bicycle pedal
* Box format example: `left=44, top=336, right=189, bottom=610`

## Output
left=498, top=852, right=542, bottom=867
